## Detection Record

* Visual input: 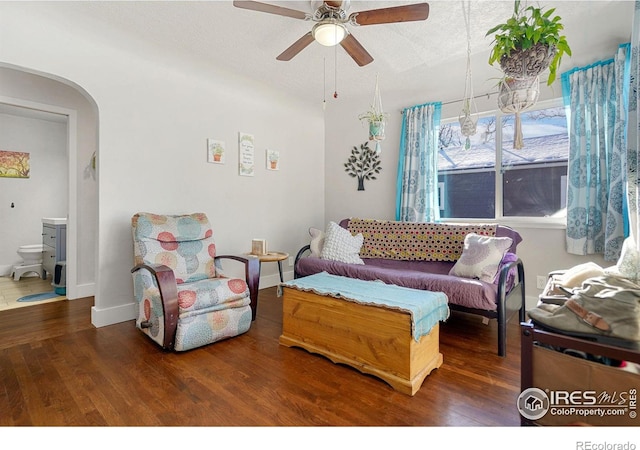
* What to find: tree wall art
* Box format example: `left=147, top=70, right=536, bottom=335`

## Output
left=344, top=142, right=381, bottom=191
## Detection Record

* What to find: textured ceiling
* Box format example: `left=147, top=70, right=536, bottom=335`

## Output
left=5, top=1, right=636, bottom=107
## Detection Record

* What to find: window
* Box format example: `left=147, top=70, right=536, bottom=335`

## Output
left=438, top=100, right=568, bottom=222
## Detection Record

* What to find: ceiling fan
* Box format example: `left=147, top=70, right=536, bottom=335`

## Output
left=232, top=1, right=430, bottom=67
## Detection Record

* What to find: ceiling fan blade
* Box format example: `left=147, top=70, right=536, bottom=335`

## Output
left=276, top=32, right=315, bottom=61
left=340, top=34, right=374, bottom=67
left=351, top=2, right=429, bottom=26
left=233, top=1, right=307, bottom=20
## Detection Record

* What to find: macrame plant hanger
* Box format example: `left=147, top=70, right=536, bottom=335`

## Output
left=458, top=0, right=478, bottom=150
left=369, top=74, right=386, bottom=154
left=495, top=0, right=540, bottom=149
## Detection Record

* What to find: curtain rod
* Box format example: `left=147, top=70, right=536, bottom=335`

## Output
left=402, top=90, right=498, bottom=113
left=441, top=90, right=498, bottom=106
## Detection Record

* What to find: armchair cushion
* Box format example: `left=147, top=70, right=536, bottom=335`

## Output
left=133, top=212, right=216, bottom=283
left=176, top=277, right=249, bottom=313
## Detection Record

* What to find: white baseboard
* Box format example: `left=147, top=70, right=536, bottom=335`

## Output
left=69, top=282, right=94, bottom=299
left=91, top=301, right=136, bottom=328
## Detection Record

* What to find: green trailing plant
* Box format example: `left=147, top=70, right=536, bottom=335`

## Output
left=358, top=107, right=389, bottom=123
left=344, top=142, right=382, bottom=191
left=486, top=0, right=571, bottom=86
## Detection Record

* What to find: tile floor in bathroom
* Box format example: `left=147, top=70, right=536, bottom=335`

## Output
left=0, top=275, right=65, bottom=312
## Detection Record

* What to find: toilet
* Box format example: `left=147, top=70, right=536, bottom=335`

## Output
left=10, top=244, right=45, bottom=281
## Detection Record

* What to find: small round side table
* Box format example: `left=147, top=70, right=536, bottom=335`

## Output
left=251, top=251, right=289, bottom=282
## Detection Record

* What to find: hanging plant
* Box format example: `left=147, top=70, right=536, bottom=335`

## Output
left=358, top=107, right=389, bottom=140
left=486, top=0, right=571, bottom=85
left=344, top=142, right=382, bottom=191
left=358, top=74, right=389, bottom=154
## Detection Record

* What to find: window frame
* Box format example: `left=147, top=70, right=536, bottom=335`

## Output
left=438, top=97, right=567, bottom=229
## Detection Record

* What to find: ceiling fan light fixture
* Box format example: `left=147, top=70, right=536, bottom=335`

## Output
left=312, top=20, right=347, bottom=47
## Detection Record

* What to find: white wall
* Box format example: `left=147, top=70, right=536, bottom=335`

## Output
left=0, top=112, right=67, bottom=272
left=0, top=4, right=325, bottom=327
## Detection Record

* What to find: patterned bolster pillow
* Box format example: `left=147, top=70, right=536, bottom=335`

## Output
left=346, top=218, right=497, bottom=262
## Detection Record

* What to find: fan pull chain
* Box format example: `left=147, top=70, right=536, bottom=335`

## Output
left=323, top=57, right=327, bottom=110
left=334, top=39, right=338, bottom=98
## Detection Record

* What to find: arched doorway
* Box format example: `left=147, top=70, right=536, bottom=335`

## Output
left=0, top=65, right=99, bottom=302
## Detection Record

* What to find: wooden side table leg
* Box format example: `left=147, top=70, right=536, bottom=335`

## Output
left=277, top=261, right=284, bottom=282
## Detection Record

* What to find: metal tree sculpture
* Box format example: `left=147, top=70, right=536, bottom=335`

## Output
left=344, top=142, right=382, bottom=191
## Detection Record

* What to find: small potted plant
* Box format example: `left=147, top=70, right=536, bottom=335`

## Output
left=358, top=107, right=389, bottom=141
left=486, top=0, right=571, bottom=85
left=213, top=145, right=224, bottom=162
left=268, top=152, right=278, bottom=169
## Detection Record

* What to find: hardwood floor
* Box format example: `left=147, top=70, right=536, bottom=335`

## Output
left=3, top=286, right=632, bottom=446
left=0, top=286, right=527, bottom=428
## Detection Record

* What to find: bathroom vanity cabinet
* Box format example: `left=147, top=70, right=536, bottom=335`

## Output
left=42, top=219, right=66, bottom=278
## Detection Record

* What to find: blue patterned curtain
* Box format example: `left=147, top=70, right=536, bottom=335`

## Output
left=561, top=43, right=630, bottom=261
left=628, top=2, right=640, bottom=248
left=395, top=102, right=442, bottom=222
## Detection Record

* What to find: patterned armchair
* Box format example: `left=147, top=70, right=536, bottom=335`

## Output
left=131, top=212, right=259, bottom=351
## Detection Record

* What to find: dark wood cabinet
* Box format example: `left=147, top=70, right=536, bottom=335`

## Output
left=520, top=321, right=640, bottom=426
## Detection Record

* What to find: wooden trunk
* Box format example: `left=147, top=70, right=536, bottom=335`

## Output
left=279, top=287, right=443, bottom=396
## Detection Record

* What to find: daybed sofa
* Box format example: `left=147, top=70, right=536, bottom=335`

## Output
left=294, top=218, right=526, bottom=357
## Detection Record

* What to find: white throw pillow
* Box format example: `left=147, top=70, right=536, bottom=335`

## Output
left=320, top=221, right=365, bottom=265
left=449, top=233, right=513, bottom=283
left=309, top=227, right=325, bottom=257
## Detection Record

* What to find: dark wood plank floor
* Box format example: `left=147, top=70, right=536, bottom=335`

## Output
left=0, top=286, right=526, bottom=427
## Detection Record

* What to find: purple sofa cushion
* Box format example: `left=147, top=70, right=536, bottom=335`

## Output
left=295, top=256, right=500, bottom=311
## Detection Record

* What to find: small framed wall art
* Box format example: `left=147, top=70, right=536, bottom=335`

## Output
left=238, top=132, right=255, bottom=176
left=266, top=149, right=280, bottom=171
left=207, top=139, right=226, bottom=164
left=0, top=150, right=30, bottom=178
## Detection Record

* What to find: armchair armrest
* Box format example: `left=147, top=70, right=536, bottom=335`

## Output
left=215, top=254, right=260, bottom=320
left=496, top=258, right=526, bottom=316
left=495, top=258, right=526, bottom=357
left=131, top=263, right=179, bottom=350
left=293, top=244, right=311, bottom=279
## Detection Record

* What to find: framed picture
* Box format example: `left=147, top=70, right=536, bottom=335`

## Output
left=238, top=132, right=254, bottom=177
left=266, top=149, right=280, bottom=171
left=0, top=150, right=30, bottom=178
left=207, top=139, right=226, bottom=164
